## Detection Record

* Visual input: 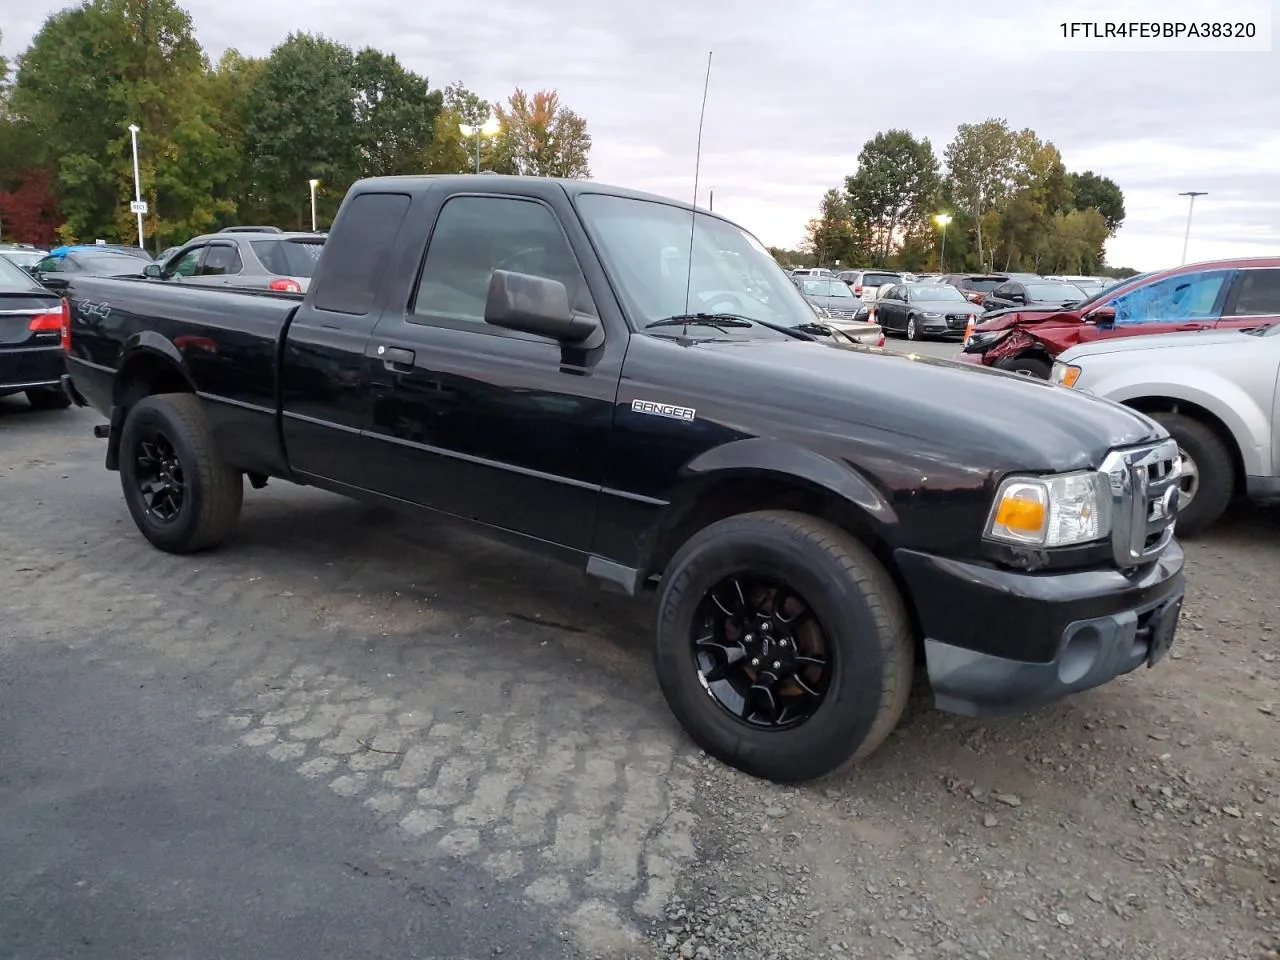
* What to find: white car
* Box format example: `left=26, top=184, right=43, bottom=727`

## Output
left=1052, top=323, right=1280, bottom=535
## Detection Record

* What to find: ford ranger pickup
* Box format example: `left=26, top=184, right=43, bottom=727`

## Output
left=60, top=174, right=1186, bottom=783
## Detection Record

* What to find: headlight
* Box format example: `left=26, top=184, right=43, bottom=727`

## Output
left=965, top=329, right=1008, bottom=351
left=985, top=471, right=1109, bottom=547
left=921, top=311, right=942, bottom=318
left=1051, top=362, right=1081, bottom=387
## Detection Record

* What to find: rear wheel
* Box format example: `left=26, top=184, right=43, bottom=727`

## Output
left=1151, top=411, right=1234, bottom=536
left=1000, top=356, right=1051, bottom=379
left=26, top=386, right=71, bottom=410
left=654, top=510, right=913, bottom=782
left=119, top=393, right=243, bottom=553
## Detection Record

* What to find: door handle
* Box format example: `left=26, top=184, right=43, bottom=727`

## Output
left=376, top=345, right=415, bottom=369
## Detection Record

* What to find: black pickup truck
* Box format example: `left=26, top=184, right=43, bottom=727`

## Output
left=60, top=174, right=1186, bottom=783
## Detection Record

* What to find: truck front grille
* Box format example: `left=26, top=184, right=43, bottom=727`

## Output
left=1100, top=438, right=1181, bottom=568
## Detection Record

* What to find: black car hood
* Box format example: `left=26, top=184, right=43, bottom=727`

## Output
left=974, top=304, right=1081, bottom=331
left=689, top=337, right=1163, bottom=473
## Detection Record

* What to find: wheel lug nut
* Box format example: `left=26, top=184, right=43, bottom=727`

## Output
left=773, top=661, right=781, bottom=670
left=751, top=658, right=760, bottom=667
left=744, top=634, right=754, bottom=643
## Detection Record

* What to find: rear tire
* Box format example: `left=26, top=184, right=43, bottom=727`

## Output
left=26, top=386, right=71, bottom=410
left=1151, top=411, right=1233, bottom=537
left=1000, top=356, right=1051, bottom=379
left=654, top=510, right=913, bottom=783
left=119, top=393, right=243, bottom=553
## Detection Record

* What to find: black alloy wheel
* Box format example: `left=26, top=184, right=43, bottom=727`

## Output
left=133, top=428, right=186, bottom=523
left=694, top=574, right=832, bottom=729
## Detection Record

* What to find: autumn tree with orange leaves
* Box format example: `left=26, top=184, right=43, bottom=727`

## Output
left=491, top=89, right=591, bottom=179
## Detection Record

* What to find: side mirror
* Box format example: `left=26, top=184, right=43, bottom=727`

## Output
left=1087, top=305, right=1117, bottom=326
left=143, top=263, right=164, bottom=279
left=484, top=270, right=601, bottom=345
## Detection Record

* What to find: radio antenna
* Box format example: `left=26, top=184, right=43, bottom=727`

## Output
left=682, top=51, right=713, bottom=315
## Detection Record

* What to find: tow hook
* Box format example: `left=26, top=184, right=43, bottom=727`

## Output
left=93, top=424, right=111, bottom=439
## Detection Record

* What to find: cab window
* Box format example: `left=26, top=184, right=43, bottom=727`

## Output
left=1111, top=270, right=1230, bottom=324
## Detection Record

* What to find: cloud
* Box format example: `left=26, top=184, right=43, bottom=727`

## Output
left=4, top=0, right=1275, bottom=269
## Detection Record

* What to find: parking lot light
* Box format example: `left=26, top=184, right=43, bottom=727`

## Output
left=934, top=213, right=952, bottom=271
left=309, top=179, right=320, bottom=232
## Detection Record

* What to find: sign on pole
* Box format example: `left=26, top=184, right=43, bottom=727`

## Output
left=129, top=200, right=148, bottom=214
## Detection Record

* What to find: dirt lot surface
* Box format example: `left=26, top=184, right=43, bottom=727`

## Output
left=3, top=399, right=1277, bottom=960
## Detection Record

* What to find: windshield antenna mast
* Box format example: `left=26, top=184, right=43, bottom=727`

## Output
left=682, top=51, right=713, bottom=316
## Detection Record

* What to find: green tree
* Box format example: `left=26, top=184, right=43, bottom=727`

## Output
left=845, top=129, right=938, bottom=262
left=423, top=107, right=474, bottom=174
left=491, top=88, right=591, bottom=178
left=1067, top=170, right=1125, bottom=234
left=243, top=32, right=360, bottom=227
left=352, top=48, right=441, bottom=178
left=1043, top=208, right=1109, bottom=274
left=943, top=118, right=1020, bottom=271
left=204, top=49, right=264, bottom=222
left=804, top=189, right=865, bottom=266
left=12, top=0, right=209, bottom=244
left=444, top=81, right=491, bottom=129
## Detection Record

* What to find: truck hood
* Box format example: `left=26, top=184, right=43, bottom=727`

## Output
left=1060, top=327, right=1256, bottom=361
left=691, top=338, right=1164, bottom=473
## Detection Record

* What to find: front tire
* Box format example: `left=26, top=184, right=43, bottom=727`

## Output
left=26, top=386, right=71, bottom=410
left=1151, top=411, right=1233, bottom=536
left=906, top=316, right=920, bottom=341
left=654, top=510, right=913, bottom=782
left=119, top=393, right=243, bottom=553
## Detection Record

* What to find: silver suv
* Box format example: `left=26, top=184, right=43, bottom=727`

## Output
left=143, top=230, right=324, bottom=292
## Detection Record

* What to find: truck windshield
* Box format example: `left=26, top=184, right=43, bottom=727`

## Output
left=574, top=194, right=816, bottom=335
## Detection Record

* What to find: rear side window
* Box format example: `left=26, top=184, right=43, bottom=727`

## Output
left=1230, top=269, right=1280, bottom=316
left=200, top=244, right=243, bottom=276
left=310, top=193, right=411, bottom=316
left=0, top=255, right=42, bottom=291
left=251, top=239, right=325, bottom=278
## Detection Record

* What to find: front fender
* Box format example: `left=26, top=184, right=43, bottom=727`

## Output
left=680, top=437, right=896, bottom=523
left=1086, top=371, right=1268, bottom=476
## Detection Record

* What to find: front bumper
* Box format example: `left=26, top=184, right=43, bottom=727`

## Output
left=0, top=345, right=65, bottom=393
left=895, top=542, right=1185, bottom=717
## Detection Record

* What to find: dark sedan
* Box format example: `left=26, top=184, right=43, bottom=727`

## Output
left=873, top=281, right=982, bottom=341
left=0, top=254, right=71, bottom=409
left=982, top=278, right=1086, bottom=313
left=29, top=249, right=148, bottom=293
left=792, top=276, right=866, bottom=319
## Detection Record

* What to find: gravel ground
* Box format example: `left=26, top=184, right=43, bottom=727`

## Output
left=3, top=397, right=1277, bottom=960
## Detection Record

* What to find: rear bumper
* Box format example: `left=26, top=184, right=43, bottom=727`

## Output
left=0, top=345, right=65, bottom=393
left=895, top=542, right=1185, bottom=717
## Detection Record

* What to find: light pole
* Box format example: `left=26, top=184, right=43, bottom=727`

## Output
left=709, top=188, right=714, bottom=211
left=933, top=213, right=952, bottom=271
left=1179, top=191, right=1206, bottom=265
left=458, top=116, right=500, bottom=174
left=309, top=179, right=320, bottom=232
left=128, top=123, right=144, bottom=248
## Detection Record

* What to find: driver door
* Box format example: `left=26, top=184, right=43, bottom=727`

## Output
left=358, top=182, right=628, bottom=550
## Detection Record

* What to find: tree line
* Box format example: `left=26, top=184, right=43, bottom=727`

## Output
left=0, top=0, right=593, bottom=250
left=782, top=120, right=1133, bottom=276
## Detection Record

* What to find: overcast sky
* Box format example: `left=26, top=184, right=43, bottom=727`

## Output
left=5, top=0, right=1277, bottom=269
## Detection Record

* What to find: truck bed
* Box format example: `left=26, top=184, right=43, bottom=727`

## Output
left=64, top=275, right=301, bottom=477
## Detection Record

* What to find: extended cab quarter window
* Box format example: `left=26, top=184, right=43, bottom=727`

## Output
left=1229, top=269, right=1280, bottom=316
left=310, top=192, right=411, bottom=316
left=411, top=195, right=595, bottom=325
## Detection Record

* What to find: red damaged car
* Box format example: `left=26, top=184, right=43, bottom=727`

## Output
left=956, top=258, right=1280, bottom=378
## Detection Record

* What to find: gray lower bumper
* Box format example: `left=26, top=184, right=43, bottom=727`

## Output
left=926, top=590, right=1184, bottom=718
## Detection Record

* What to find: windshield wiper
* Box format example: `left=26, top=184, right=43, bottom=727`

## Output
left=645, top=313, right=754, bottom=332
left=644, top=312, right=817, bottom=342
